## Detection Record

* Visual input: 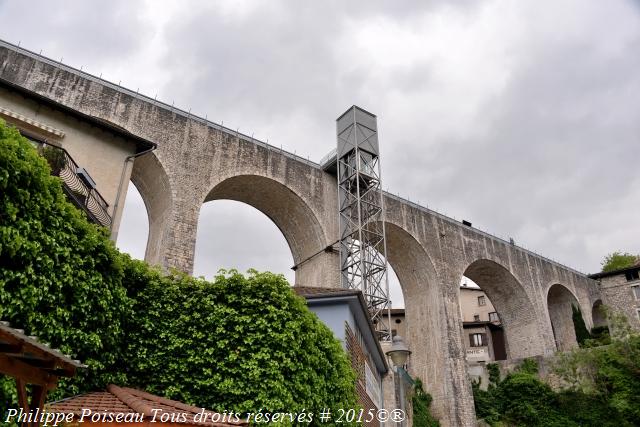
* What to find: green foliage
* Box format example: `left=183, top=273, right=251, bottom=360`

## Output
left=486, top=363, right=500, bottom=384
left=601, top=251, right=639, bottom=272
left=474, top=317, right=640, bottom=426
left=0, top=120, right=359, bottom=420
left=552, top=328, right=640, bottom=425
left=0, top=119, right=132, bottom=404
left=40, top=145, right=65, bottom=175
left=571, top=304, right=592, bottom=347
left=412, top=378, right=439, bottom=427
left=516, top=358, right=539, bottom=375
left=122, top=263, right=358, bottom=416
left=473, top=359, right=575, bottom=426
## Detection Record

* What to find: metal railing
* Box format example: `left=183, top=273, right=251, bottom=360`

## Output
left=38, top=141, right=112, bottom=228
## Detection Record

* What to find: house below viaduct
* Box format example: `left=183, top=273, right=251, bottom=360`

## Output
left=0, top=40, right=616, bottom=426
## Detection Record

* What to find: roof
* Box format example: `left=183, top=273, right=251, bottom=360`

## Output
left=589, top=261, right=640, bottom=279
left=0, top=320, right=85, bottom=385
left=294, top=286, right=389, bottom=374
left=48, top=385, right=246, bottom=426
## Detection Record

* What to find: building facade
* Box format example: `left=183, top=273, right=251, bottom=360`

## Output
left=590, top=262, right=640, bottom=331
left=0, top=81, right=155, bottom=238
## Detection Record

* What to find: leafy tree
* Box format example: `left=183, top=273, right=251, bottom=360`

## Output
left=0, top=120, right=358, bottom=421
left=601, top=252, right=639, bottom=272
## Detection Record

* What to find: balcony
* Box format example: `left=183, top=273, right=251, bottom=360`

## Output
left=38, top=141, right=112, bottom=228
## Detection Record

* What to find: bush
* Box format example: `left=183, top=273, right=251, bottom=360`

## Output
left=0, top=120, right=358, bottom=419
left=473, top=322, right=640, bottom=426
left=412, top=379, right=439, bottom=427
left=121, top=262, right=357, bottom=415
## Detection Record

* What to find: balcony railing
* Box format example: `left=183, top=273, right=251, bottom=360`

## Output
left=38, top=141, right=112, bottom=228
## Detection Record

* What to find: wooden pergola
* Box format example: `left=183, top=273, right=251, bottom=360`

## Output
left=0, top=321, right=84, bottom=426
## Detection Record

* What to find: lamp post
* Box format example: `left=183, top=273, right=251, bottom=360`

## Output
left=386, top=335, right=411, bottom=427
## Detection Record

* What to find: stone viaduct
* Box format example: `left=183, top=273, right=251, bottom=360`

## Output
left=0, top=41, right=607, bottom=426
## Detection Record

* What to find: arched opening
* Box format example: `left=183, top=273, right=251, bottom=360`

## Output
left=546, top=284, right=581, bottom=351
left=388, top=265, right=405, bottom=308
left=378, top=222, right=444, bottom=411
left=193, top=200, right=294, bottom=282
left=199, top=175, right=329, bottom=287
left=116, top=182, right=149, bottom=260
left=592, top=299, right=607, bottom=329
left=129, top=152, right=172, bottom=266
left=463, top=259, right=543, bottom=359
left=459, top=276, right=507, bottom=369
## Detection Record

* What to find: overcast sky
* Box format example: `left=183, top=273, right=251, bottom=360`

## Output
left=2, top=0, right=639, bottom=307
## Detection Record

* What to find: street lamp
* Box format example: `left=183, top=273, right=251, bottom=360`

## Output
left=386, top=336, right=412, bottom=426
left=386, top=335, right=411, bottom=368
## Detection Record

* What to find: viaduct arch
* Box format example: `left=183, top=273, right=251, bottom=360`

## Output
left=0, top=42, right=608, bottom=426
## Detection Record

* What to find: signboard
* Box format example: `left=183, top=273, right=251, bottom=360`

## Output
left=466, top=347, right=489, bottom=362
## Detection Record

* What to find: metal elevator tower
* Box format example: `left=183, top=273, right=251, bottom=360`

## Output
left=336, top=106, right=392, bottom=341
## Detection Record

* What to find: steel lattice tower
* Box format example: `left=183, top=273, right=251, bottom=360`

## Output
left=336, top=106, right=392, bottom=341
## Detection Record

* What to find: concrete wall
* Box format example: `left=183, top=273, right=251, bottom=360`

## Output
left=0, top=42, right=610, bottom=427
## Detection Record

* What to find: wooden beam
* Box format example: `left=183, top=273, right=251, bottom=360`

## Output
left=16, top=379, right=28, bottom=412
left=0, top=354, right=57, bottom=387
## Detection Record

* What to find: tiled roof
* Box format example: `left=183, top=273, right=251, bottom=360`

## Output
left=48, top=385, right=246, bottom=426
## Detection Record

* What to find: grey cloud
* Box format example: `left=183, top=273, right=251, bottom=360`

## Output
left=0, top=0, right=152, bottom=69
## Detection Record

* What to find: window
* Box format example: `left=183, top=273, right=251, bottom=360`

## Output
left=473, top=314, right=480, bottom=321
left=625, top=269, right=640, bottom=282
left=637, top=309, right=640, bottom=321
left=391, top=329, right=398, bottom=337
left=489, top=312, right=500, bottom=322
left=469, top=333, right=487, bottom=347
left=632, top=285, right=640, bottom=300
left=395, top=318, right=402, bottom=324
left=478, top=295, right=486, bottom=306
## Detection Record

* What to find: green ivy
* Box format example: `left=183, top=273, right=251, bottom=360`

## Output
left=411, top=378, right=439, bottom=427
left=0, top=120, right=132, bottom=403
left=121, top=263, right=358, bottom=418
left=0, top=120, right=358, bottom=423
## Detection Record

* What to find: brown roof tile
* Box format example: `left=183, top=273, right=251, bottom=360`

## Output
left=48, top=385, right=247, bottom=426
